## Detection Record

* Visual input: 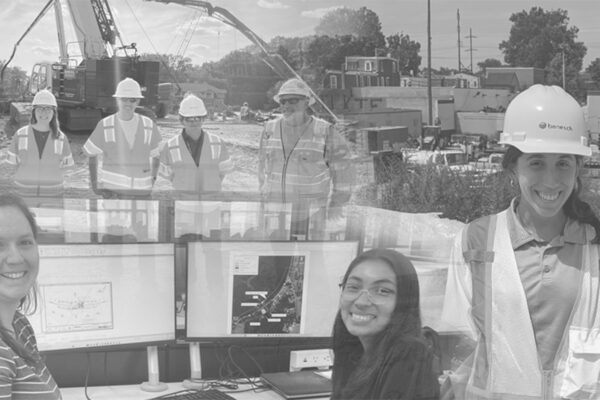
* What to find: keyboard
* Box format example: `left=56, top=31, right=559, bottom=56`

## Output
left=148, top=388, right=236, bottom=400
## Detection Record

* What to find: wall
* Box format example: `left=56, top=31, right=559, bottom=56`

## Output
left=455, top=112, right=505, bottom=139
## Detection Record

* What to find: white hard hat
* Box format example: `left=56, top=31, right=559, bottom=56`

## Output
left=499, top=84, right=590, bottom=156
left=179, top=94, right=207, bottom=117
left=274, top=78, right=315, bottom=105
left=113, top=78, right=144, bottom=98
left=32, top=89, right=57, bottom=107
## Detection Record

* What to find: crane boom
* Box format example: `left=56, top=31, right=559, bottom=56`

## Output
left=143, top=0, right=340, bottom=122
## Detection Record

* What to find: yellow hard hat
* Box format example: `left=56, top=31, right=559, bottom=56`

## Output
left=499, top=84, right=590, bottom=156
left=274, top=78, right=315, bottom=105
left=179, top=94, right=207, bottom=117
left=32, top=89, right=57, bottom=107
left=113, top=78, right=144, bottom=98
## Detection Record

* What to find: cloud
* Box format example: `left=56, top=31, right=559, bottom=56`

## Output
left=257, top=0, right=290, bottom=10
left=301, top=6, right=343, bottom=19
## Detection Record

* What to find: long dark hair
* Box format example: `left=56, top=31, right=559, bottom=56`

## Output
left=502, top=146, right=600, bottom=243
left=30, top=106, right=60, bottom=139
left=0, top=194, right=41, bottom=365
left=331, top=248, right=423, bottom=399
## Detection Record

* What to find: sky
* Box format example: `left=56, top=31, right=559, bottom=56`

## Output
left=1, top=0, right=600, bottom=75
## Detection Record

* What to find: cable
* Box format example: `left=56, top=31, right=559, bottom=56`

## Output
left=84, top=352, right=93, bottom=400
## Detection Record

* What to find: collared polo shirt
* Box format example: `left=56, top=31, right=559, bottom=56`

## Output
left=182, top=129, right=204, bottom=167
left=506, top=198, right=594, bottom=370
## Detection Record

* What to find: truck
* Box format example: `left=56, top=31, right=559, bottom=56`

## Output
left=2, top=0, right=161, bottom=134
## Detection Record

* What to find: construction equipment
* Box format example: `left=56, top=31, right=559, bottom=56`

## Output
left=2, top=0, right=160, bottom=133
left=143, top=0, right=342, bottom=125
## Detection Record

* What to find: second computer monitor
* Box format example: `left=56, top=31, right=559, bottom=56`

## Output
left=185, top=241, right=359, bottom=339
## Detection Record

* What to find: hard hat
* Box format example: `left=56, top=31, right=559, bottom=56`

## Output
left=113, top=78, right=144, bottom=98
left=274, top=78, right=315, bottom=105
left=499, top=84, right=590, bottom=156
left=179, top=94, right=207, bottom=117
left=32, top=89, right=57, bottom=107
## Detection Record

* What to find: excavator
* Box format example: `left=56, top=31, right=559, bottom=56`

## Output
left=2, top=0, right=160, bottom=133
left=142, top=0, right=341, bottom=124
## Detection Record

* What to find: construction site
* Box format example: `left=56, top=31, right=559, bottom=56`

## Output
left=2, top=1, right=600, bottom=398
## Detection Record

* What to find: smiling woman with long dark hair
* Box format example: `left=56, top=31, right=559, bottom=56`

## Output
left=331, top=248, right=440, bottom=400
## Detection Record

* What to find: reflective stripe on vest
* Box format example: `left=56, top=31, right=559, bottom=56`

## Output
left=464, top=210, right=600, bottom=399
left=103, top=115, right=116, bottom=142
left=141, top=116, right=153, bottom=145
left=101, top=169, right=153, bottom=190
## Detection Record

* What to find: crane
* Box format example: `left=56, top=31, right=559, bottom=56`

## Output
left=143, top=0, right=340, bottom=123
left=3, top=0, right=160, bottom=133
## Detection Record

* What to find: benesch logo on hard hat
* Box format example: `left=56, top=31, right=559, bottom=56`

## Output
left=539, top=122, right=573, bottom=131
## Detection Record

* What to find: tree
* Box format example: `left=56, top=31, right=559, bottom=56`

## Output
left=139, top=53, right=193, bottom=83
left=477, top=58, right=503, bottom=74
left=498, top=7, right=586, bottom=94
left=315, top=7, right=385, bottom=48
left=586, top=58, right=600, bottom=87
left=386, top=33, right=421, bottom=75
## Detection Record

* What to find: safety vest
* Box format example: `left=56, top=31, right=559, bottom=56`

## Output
left=7, top=126, right=74, bottom=197
left=158, top=131, right=233, bottom=196
left=83, top=114, right=161, bottom=195
left=461, top=210, right=600, bottom=399
left=260, top=116, right=332, bottom=203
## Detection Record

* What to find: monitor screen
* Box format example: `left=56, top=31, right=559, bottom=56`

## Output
left=29, top=243, right=176, bottom=351
left=185, top=241, right=359, bottom=339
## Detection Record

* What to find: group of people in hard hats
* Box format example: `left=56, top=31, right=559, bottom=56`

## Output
left=6, top=77, right=354, bottom=214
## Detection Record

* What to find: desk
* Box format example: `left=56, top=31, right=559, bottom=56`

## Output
left=60, top=382, right=328, bottom=400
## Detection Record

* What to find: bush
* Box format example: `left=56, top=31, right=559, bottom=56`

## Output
left=355, top=156, right=600, bottom=224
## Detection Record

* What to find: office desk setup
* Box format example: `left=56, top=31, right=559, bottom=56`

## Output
left=60, top=381, right=329, bottom=400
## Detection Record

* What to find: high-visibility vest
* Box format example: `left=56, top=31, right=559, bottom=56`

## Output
left=158, top=131, right=233, bottom=196
left=7, top=126, right=74, bottom=197
left=83, top=114, right=161, bottom=194
left=260, top=116, right=332, bottom=203
left=457, top=210, right=600, bottom=399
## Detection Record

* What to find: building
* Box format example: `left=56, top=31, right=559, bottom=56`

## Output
left=483, top=67, right=545, bottom=91
left=224, top=58, right=279, bottom=108
left=323, top=56, right=401, bottom=89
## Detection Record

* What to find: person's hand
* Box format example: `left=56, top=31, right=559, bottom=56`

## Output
left=326, top=201, right=345, bottom=221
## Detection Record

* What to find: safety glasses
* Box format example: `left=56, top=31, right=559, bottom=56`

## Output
left=279, top=97, right=303, bottom=105
left=183, top=116, right=205, bottom=122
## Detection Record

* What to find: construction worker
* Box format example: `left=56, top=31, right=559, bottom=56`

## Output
left=6, top=89, right=74, bottom=198
left=157, top=94, right=233, bottom=198
left=83, top=78, right=162, bottom=199
left=258, top=78, right=355, bottom=238
left=441, top=85, right=600, bottom=399
left=240, top=101, right=250, bottom=121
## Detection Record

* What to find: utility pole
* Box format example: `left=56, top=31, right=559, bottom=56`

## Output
left=465, top=28, right=477, bottom=73
left=427, top=0, right=432, bottom=127
left=562, top=47, right=566, bottom=88
left=457, top=9, right=461, bottom=72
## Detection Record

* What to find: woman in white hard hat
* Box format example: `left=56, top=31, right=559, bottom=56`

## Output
left=6, top=90, right=74, bottom=198
left=442, top=84, right=600, bottom=399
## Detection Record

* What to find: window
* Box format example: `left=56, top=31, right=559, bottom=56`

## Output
left=330, top=75, right=338, bottom=89
left=363, top=75, right=369, bottom=87
left=385, top=77, right=390, bottom=86
left=365, top=61, right=373, bottom=71
left=346, top=61, right=359, bottom=70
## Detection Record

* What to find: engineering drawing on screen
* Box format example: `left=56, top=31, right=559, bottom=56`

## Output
left=230, top=254, right=305, bottom=335
left=40, top=283, right=114, bottom=333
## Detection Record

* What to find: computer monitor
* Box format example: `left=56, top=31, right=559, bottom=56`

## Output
left=185, top=241, right=359, bottom=339
left=29, top=243, right=176, bottom=352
